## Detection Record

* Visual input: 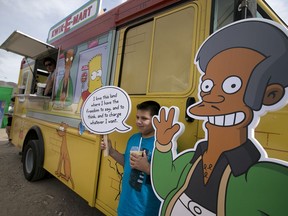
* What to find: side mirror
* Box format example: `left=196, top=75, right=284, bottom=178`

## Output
left=234, top=0, right=257, bottom=20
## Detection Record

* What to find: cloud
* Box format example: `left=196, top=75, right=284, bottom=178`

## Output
left=0, top=52, right=22, bottom=83
left=0, top=0, right=87, bottom=83
left=266, top=0, right=288, bottom=23
left=0, top=0, right=88, bottom=41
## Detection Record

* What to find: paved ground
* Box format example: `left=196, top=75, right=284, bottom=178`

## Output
left=0, top=128, right=105, bottom=216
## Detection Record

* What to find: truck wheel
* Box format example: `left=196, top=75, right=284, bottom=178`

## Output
left=23, top=140, right=46, bottom=181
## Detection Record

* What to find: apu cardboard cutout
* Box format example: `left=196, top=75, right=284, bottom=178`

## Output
left=151, top=19, right=288, bottom=216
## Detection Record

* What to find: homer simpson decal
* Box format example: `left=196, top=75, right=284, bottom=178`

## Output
left=76, top=54, right=103, bottom=134
left=151, top=19, right=288, bottom=215
left=76, top=54, right=103, bottom=114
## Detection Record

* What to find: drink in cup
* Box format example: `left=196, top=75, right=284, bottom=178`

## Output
left=130, top=146, right=143, bottom=156
left=129, top=145, right=144, bottom=191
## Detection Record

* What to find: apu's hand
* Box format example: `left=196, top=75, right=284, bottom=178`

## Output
left=153, top=107, right=181, bottom=145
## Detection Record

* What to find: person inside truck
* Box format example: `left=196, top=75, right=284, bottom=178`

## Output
left=101, top=100, right=161, bottom=216
left=43, top=57, right=56, bottom=96
left=151, top=19, right=288, bottom=215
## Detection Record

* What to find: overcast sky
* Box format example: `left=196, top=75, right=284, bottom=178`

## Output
left=0, top=0, right=287, bottom=83
left=0, top=0, right=124, bottom=83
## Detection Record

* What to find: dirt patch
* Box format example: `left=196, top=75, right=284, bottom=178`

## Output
left=0, top=129, right=104, bottom=216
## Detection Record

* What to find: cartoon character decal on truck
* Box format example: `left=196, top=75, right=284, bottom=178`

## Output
left=56, top=122, right=75, bottom=189
left=54, top=49, right=76, bottom=111
left=151, top=19, right=288, bottom=215
left=76, top=54, right=103, bottom=114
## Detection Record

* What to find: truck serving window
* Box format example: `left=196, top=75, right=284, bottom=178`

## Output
left=120, top=6, right=196, bottom=95
left=0, top=31, right=58, bottom=95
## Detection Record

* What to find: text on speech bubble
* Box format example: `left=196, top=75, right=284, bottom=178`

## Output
left=81, top=86, right=132, bottom=134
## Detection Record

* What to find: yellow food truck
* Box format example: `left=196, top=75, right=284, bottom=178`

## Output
left=0, top=0, right=287, bottom=215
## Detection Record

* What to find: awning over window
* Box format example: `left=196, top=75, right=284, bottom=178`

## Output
left=0, top=30, right=58, bottom=59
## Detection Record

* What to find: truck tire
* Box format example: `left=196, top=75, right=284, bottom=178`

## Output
left=23, top=140, right=46, bottom=181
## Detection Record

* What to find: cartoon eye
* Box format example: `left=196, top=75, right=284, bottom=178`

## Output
left=66, top=58, right=69, bottom=62
left=222, top=76, right=242, bottom=94
left=96, top=69, right=102, bottom=77
left=91, top=71, right=97, bottom=80
left=70, top=56, right=74, bottom=61
left=201, top=79, right=213, bottom=92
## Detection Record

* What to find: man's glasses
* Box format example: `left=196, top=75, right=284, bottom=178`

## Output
left=45, top=63, right=53, bottom=67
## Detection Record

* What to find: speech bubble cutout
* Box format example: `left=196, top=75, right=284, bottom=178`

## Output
left=81, top=86, right=132, bottom=134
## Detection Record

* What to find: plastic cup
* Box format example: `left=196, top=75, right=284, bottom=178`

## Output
left=130, top=146, right=143, bottom=156
left=36, top=83, right=47, bottom=96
